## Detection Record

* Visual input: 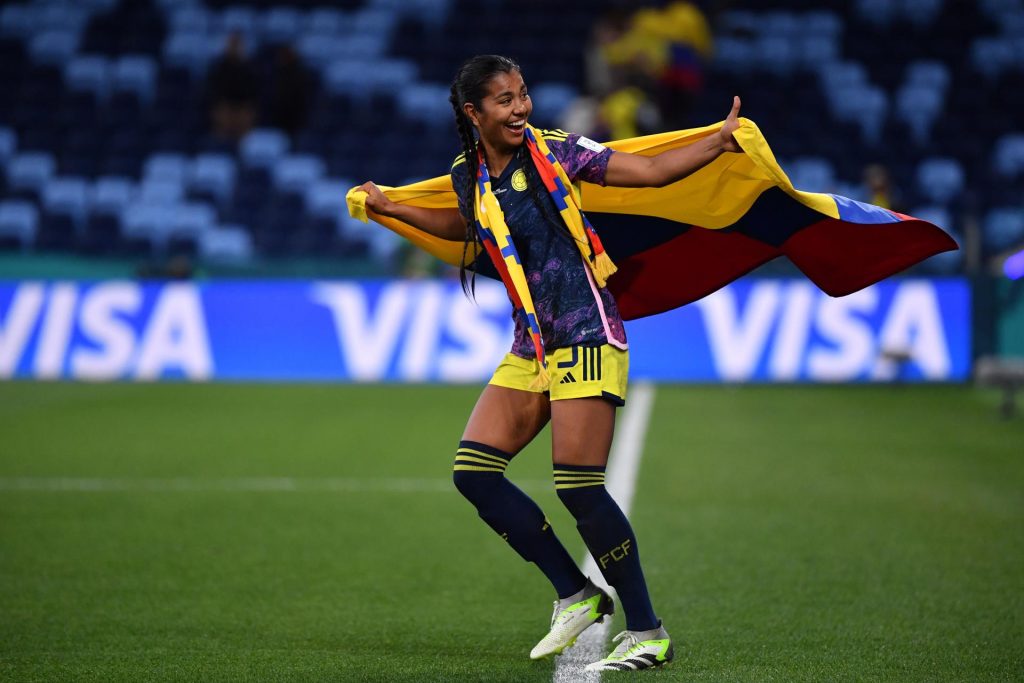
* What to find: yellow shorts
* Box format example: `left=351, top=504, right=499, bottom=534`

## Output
left=488, top=344, right=629, bottom=406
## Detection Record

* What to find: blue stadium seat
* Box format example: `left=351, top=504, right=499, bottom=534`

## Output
left=718, top=11, right=758, bottom=35
left=819, top=61, right=869, bottom=98
left=305, top=178, right=352, bottom=220
left=218, top=6, right=258, bottom=40
left=804, top=10, right=843, bottom=39
left=0, top=201, right=39, bottom=249
left=273, top=155, right=326, bottom=194
left=6, top=152, right=57, bottom=196
left=138, top=179, right=185, bottom=205
left=529, top=83, right=579, bottom=127
left=168, top=6, right=211, bottom=35
left=163, top=32, right=213, bottom=77
left=199, top=224, right=254, bottom=262
left=397, top=83, right=455, bottom=125
left=296, top=33, right=340, bottom=68
left=90, top=176, right=136, bottom=215
left=916, top=158, right=965, bottom=204
left=798, top=36, right=840, bottom=70
left=369, top=0, right=453, bottom=27
left=337, top=211, right=382, bottom=257
left=64, top=55, right=111, bottom=102
left=0, top=127, right=16, bottom=166
left=261, top=7, right=302, bottom=44
left=240, top=129, right=290, bottom=168
left=303, top=8, right=346, bottom=36
left=970, top=38, right=1014, bottom=78
left=0, top=5, right=38, bottom=39
left=787, top=157, right=836, bottom=193
left=761, top=11, right=802, bottom=37
left=189, top=153, right=236, bottom=205
left=839, top=85, right=888, bottom=145
left=42, top=177, right=89, bottom=224
left=855, top=0, right=897, bottom=28
left=325, top=59, right=417, bottom=97
left=120, top=202, right=176, bottom=250
left=905, top=60, right=951, bottom=92
left=994, top=133, right=1024, bottom=178
left=1002, top=9, right=1024, bottom=36
left=333, top=34, right=389, bottom=61
left=755, top=36, right=798, bottom=76
left=983, top=208, right=1024, bottom=252
left=352, top=9, right=397, bottom=38
left=169, top=201, right=217, bottom=241
left=896, top=83, right=944, bottom=144
left=910, top=205, right=954, bottom=233
left=113, top=55, right=156, bottom=104
left=144, top=153, right=189, bottom=184
left=38, top=3, right=89, bottom=34
left=709, top=37, right=751, bottom=73
left=902, top=0, right=945, bottom=27
left=29, top=31, right=80, bottom=67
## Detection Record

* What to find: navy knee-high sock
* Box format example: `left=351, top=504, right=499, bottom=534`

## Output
left=555, top=463, right=659, bottom=631
left=453, top=441, right=586, bottom=599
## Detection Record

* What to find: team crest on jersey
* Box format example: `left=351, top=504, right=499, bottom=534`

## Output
left=511, top=168, right=528, bottom=192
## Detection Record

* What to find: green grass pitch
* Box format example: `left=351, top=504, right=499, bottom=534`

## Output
left=1, top=382, right=1021, bottom=682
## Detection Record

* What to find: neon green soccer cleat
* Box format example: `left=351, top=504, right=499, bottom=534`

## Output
left=529, top=578, right=614, bottom=660
left=583, top=622, right=674, bottom=671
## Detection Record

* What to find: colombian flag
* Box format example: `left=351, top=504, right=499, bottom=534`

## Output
left=347, top=118, right=957, bottom=321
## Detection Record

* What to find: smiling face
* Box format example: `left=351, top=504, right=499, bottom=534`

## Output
left=464, top=69, right=532, bottom=158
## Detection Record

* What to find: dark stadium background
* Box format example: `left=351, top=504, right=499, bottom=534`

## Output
left=1, top=1, right=1022, bottom=681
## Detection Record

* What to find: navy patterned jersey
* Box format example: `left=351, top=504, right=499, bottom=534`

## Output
left=451, top=130, right=628, bottom=359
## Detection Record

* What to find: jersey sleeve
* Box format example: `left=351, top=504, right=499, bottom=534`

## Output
left=449, top=154, right=473, bottom=221
left=545, top=131, right=615, bottom=187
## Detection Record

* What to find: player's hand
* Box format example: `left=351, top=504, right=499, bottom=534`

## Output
left=719, top=96, right=743, bottom=153
left=358, top=181, right=398, bottom=218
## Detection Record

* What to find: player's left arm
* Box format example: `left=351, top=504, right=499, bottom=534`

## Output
left=603, top=96, right=744, bottom=189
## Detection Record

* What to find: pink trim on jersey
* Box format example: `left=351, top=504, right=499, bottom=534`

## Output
left=582, top=255, right=628, bottom=351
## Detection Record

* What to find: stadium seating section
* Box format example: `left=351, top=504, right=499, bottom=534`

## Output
left=0, top=0, right=1022, bottom=273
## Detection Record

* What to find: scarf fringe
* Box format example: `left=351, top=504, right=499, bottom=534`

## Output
left=528, top=363, right=551, bottom=391
left=592, top=251, right=618, bottom=289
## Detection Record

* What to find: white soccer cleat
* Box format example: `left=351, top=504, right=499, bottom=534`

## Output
left=529, top=579, right=613, bottom=660
left=583, top=622, right=674, bottom=671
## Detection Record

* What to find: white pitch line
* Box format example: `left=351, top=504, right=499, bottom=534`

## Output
left=0, top=476, right=552, bottom=494
left=554, top=382, right=657, bottom=683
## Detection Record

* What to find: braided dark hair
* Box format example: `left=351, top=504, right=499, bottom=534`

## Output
left=449, top=54, right=520, bottom=296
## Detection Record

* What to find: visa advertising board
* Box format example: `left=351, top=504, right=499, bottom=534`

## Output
left=0, top=278, right=970, bottom=383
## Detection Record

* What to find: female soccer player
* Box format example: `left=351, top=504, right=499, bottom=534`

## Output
left=356, top=54, right=742, bottom=672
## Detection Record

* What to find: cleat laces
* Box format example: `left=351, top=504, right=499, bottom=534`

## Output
left=607, top=630, right=641, bottom=660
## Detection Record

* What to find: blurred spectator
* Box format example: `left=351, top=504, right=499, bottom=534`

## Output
left=600, top=2, right=712, bottom=129
left=205, top=33, right=260, bottom=143
left=585, top=10, right=632, bottom=97
left=863, top=164, right=905, bottom=213
left=600, top=87, right=662, bottom=141
left=268, top=44, right=311, bottom=140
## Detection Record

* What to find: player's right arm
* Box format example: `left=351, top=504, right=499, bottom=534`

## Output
left=357, top=181, right=467, bottom=241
